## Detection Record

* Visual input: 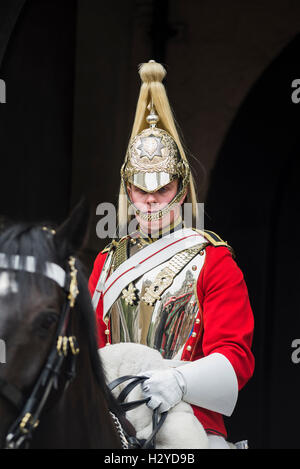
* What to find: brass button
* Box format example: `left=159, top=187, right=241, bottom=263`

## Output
left=191, top=332, right=197, bottom=338
left=104, top=329, right=110, bottom=335
left=187, top=345, right=192, bottom=351
left=200, top=250, right=204, bottom=256
left=192, top=265, right=197, bottom=271
left=195, top=318, right=200, bottom=324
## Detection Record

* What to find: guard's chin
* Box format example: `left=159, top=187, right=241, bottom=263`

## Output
left=137, top=216, right=162, bottom=234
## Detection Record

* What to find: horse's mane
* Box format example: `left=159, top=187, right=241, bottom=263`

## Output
left=76, top=264, right=116, bottom=395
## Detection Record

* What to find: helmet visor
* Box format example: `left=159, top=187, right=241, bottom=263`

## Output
left=130, top=171, right=175, bottom=193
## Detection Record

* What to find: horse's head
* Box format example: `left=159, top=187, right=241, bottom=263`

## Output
left=0, top=200, right=91, bottom=448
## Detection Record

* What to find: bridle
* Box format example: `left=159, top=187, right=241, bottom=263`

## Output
left=0, top=250, right=168, bottom=450
left=107, top=375, right=168, bottom=449
left=0, top=253, right=80, bottom=449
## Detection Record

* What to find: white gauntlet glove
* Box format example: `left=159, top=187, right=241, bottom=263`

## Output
left=140, top=368, right=187, bottom=413
left=140, top=353, right=238, bottom=416
left=176, top=353, right=239, bottom=416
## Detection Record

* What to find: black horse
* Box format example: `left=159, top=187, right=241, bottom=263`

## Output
left=0, top=201, right=131, bottom=449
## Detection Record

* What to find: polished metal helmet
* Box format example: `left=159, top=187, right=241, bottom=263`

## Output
left=121, top=105, right=190, bottom=222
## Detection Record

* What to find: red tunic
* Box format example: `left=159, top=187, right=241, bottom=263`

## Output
left=88, top=244, right=255, bottom=438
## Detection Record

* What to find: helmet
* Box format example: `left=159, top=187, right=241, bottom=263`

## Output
left=118, top=60, right=197, bottom=227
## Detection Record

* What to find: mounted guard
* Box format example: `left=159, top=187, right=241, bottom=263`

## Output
left=89, top=60, right=254, bottom=449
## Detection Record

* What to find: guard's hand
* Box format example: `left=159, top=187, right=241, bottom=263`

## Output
left=139, top=368, right=186, bottom=413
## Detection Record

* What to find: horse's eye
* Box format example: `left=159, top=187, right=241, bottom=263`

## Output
left=34, top=311, right=59, bottom=337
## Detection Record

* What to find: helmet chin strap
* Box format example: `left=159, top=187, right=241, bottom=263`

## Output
left=123, top=180, right=187, bottom=223
left=138, top=215, right=184, bottom=239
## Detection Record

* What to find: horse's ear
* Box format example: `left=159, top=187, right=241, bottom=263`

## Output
left=54, top=198, right=90, bottom=259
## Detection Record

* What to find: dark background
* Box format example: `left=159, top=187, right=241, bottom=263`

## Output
left=0, top=0, right=300, bottom=449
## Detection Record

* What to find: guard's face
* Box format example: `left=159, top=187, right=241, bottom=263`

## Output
left=127, top=179, right=186, bottom=234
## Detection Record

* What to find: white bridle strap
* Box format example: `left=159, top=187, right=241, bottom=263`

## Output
left=0, top=253, right=67, bottom=288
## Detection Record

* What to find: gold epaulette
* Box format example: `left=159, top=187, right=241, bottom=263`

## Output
left=101, top=236, right=130, bottom=272
left=100, top=239, right=119, bottom=254
left=193, top=229, right=235, bottom=257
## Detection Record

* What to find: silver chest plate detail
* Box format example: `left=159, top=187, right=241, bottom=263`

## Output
left=108, top=251, right=205, bottom=359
